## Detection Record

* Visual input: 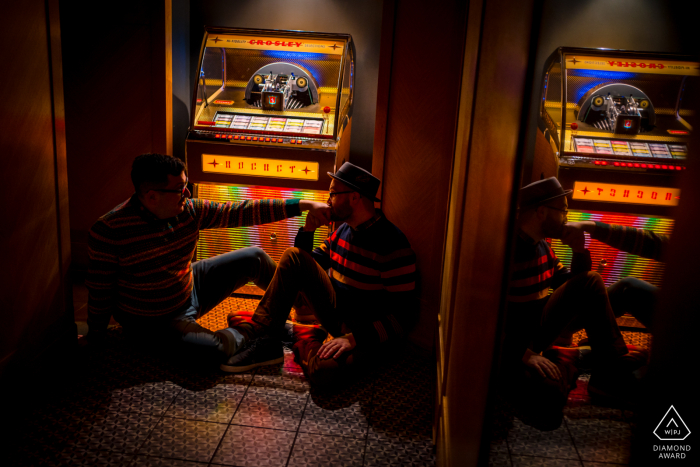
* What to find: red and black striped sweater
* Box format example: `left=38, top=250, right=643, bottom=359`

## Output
left=86, top=195, right=301, bottom=332
left=295, top=212, right=418, bottom=348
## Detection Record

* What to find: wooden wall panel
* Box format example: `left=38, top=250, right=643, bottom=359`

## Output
left=0, top=0, right=72, bottom=374
left=61, top=1, right=172, bottom=269
left=377, top=0, right=468, bottom=350
left=435, top=0, right=538, bottom=464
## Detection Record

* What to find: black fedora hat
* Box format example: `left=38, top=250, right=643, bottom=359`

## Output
left=519, top=177, right=572, bottom=210
left=328, top=162, right=381, bottom=202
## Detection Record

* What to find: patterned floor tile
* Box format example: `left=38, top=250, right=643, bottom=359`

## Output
left=131, top=455, right=210, bottom=466
left=137, top=418, right=228, bottom=463
left=511, top=455, right=583, bottom=466
left=582, top=463, right=629, bottom=467
left=196, top=296, right=261, bottom=332
left=621, top=331, right=651, bottom=349
left=253, top=369, right=311, bottom=394
left=287, top=433, right=365, bottom=467
left=564, top=400, right=624, bottom=423
left=299, top=376, right=373, bottom=438
left=300, top=396, right=370, bottom=439
left=491, top=437, right=509, bottom=456
left=55, top=448, right=136, bottom=466
left=489, top=452, right=513, bottom=467
left=108, top=381, right=182, bottom=416
left=211, top=425, right=296, bottom=466
left=364, top=437, right=435, bottom=466
left=11, top=447, right=134, bottom=467
left=165, top=385, right=247, bottom=423
left=507, top=418, right=579, bottom=460
left=231, top=384, right=309, bottom=430
left=368, top=401, right=434, bottom=441
left=73, top=410, right=160, bottom=453
left=566, top=418, right=632, bottom=464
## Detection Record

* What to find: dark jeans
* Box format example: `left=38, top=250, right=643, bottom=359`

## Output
left=510, top=271, right=628, bottom=430
left=607, top=277, right=658, bottom=329
left=253, top=247, right=366, bottom=385
left=116, top=247, right=276, bottom=358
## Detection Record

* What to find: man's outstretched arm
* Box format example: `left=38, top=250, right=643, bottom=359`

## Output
left=565, top=221, right=667, bottom=261
left=195, top=198, right=330, bottom=230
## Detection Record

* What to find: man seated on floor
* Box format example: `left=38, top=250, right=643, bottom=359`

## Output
left=220, top=162, right=418, bottom=386
left=502, top=177, right=647, bottom=430
left=562, top=220, right=668, bottom=329
left=84, top=153, right=329, bottom=363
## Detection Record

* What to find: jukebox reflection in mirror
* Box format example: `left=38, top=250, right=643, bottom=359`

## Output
left=534, top=47, right=698, bottom=291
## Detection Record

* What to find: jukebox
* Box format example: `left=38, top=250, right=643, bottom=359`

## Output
left=186, top=27, right=355, bottom=291
left=535, top=47, right=698, bottom=289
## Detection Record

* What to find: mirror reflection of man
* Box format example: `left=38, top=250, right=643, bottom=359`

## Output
left=222, top=162, right=418, bottom=388
left=502, top=177, right=647, bottom=430
left=84, top=153, right=330, bottom=364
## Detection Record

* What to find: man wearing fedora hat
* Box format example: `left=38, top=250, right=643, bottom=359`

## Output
left=502, top=177, right=647, bottom=429
left=220, top=162, right=418, bottom=385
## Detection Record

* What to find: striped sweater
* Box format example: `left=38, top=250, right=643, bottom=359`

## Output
left=87, top=195, right=301, bottom=331
left=503, top=230, right=592, bottom=366
left=295, top=211, right=418, bottom=347
left=507, top=230, right=591, bottom=306
left=591, top=221, right=667, bottom=261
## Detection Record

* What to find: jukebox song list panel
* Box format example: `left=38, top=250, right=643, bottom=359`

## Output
left=213, top=112, right=325, bottom=135
left=573, top=137, right=687, bottom=158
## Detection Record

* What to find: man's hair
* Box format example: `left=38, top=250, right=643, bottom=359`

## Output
left=131, top=153, right=187, bottom=195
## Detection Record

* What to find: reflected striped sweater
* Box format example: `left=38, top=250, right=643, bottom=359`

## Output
left=87, top=195, right=300, bottom=332
left=295, top=212, right=418, bottom=347
left=507, top=230, right=591, bottom=307
left=591, top=221, right=668, bottom=261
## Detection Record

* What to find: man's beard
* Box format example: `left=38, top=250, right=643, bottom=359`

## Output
left=330, top=210, right=350, bottom=222
left=329, top=205, right=352, bottom=222
left=542, top=217, right=565, bottom=239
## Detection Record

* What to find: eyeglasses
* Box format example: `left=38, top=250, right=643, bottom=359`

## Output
left=328, top=191, right=354, bottom=198
left=544, top=205, right=568, bottom=214
left=153, top=180, right=190, bottom=199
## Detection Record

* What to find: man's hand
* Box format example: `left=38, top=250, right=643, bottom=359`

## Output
left=523, top=349, right=561, bottom=380
left=299, top=200, right=331, bottom=228
left=303, top=211, right=325, bottom=232
left=561, top=224, right=587, bottom=253
left=318, top=334, right=356, bottom=360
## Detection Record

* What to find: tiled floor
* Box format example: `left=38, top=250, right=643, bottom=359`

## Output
left=13, top=284, right=647, bottom=466
left=488, top=330, right=651, bottom=467
left=9, top=292, right=436, bottom=467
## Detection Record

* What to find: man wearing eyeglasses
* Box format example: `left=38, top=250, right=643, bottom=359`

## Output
left=221, top=162, right=417, bottom=388
left=84, top=153, right=330, bottom=363
left=502, top=177, right=647, bottom=430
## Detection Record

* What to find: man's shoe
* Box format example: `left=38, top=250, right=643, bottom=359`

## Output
left=220, top=336, right=283, bottom=373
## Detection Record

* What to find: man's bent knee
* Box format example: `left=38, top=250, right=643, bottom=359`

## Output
left=279, top=247, right=314, bottom=269
left=570, top=271, right=606, bottom=292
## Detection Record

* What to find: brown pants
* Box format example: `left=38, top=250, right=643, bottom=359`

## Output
left=252, top=247, right=363, bottom=386
left=534, top=271, right=628, bottom=363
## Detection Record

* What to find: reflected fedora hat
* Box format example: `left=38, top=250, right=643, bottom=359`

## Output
left=328, top=162, right=381, bottom=202
left=519, top=177, right=572, bottom=210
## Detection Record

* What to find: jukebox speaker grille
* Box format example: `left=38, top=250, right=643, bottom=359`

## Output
left=550, top=210, right=672, bottom=288
left=194, top=183, right=330, bottom=264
